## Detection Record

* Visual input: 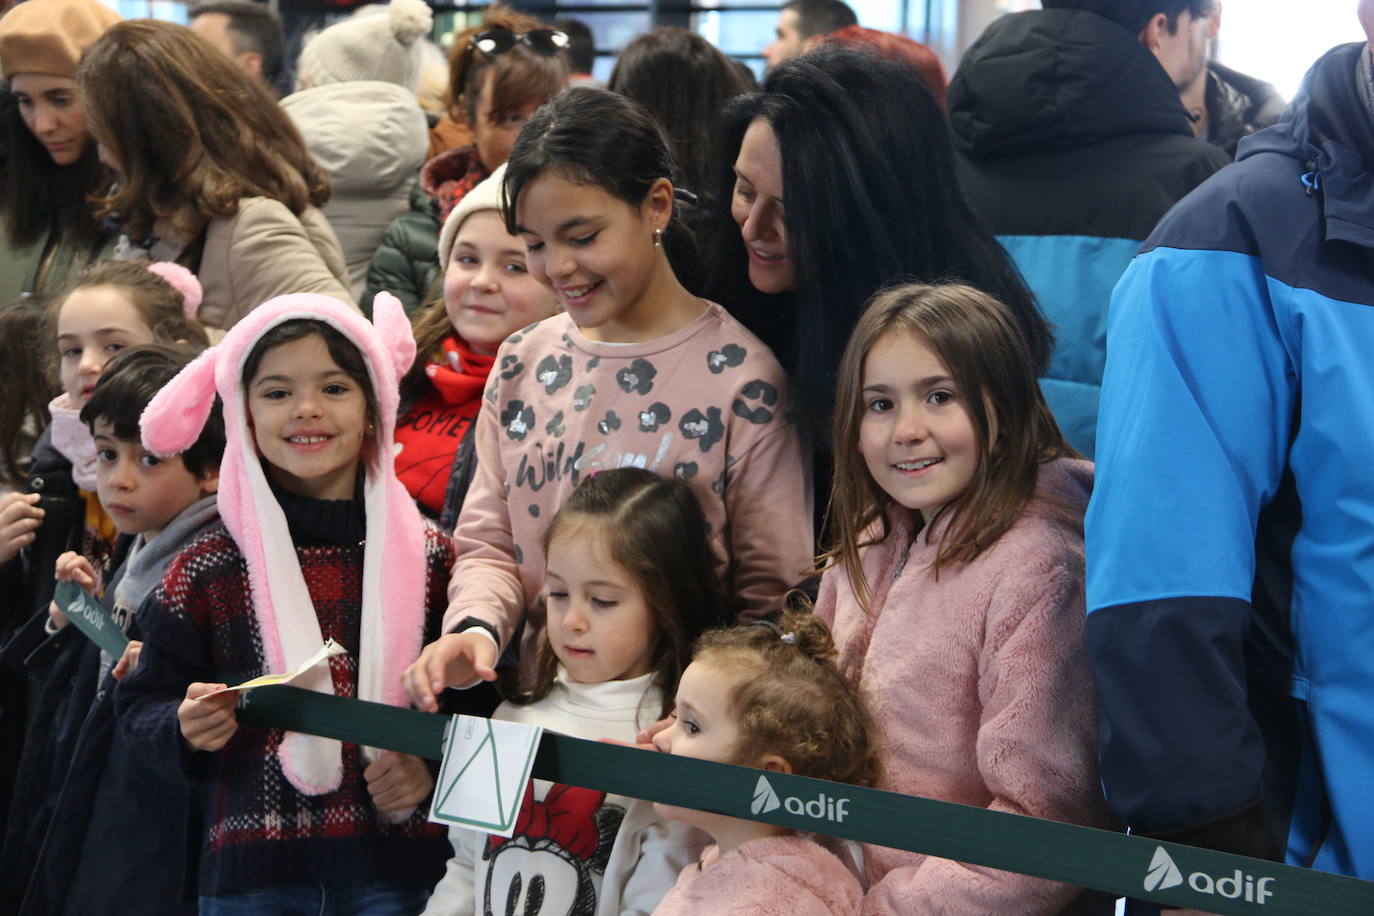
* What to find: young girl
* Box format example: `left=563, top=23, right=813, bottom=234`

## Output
left=395, top=163, right=560, bottom=527
left=424, top=468, right=718, bottom=915
left=405, top=88, right=813, bottom=708
left=816, top=282, right=1113, bottom=914
left=118, top=293, right=452, bottom=912
left=651, top=611, right=879, bottom=915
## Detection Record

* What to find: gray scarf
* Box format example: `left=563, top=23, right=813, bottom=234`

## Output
left=101, top=495, right=219, bottom=678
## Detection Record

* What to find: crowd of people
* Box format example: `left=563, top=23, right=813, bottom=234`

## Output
left=0, top=0, right=1368, bottom=913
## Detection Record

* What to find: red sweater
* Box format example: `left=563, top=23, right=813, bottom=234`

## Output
left=395, top=336, right=494, bottom=514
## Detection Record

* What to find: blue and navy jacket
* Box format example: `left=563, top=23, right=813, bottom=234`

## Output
left=948, top=8, right=1229, bottom=457
left=1088, top=42, right=1374, bottom=878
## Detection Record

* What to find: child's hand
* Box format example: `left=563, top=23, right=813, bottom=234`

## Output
left=0, top=492, right=43, bottom=565
left=364, top=751, right=433, bottom=813
left=178, top=683, right=239, bottom=752
left=54, top=551, right=99, bottom=594
left=111, top=640, right=142, bottom=680
left=46, top=600, right=70, bottom=630
left=403, top=631, right=499, bottom=713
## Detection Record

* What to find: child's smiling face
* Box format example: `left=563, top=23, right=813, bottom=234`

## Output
left=858, top=330, right=981, bottom=517
left=247, top=334, right=368, bottom=501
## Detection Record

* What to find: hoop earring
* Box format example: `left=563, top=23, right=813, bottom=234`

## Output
left=653, top=227, right=663, bottom=249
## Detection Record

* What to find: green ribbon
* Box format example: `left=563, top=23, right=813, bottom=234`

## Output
left=234, top=685, right=1374, bottom=916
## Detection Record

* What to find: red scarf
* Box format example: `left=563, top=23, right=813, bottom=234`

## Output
left=395, top=337, right=495, bottom=514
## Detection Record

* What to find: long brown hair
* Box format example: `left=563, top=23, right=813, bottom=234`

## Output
left=508, top=468, right=730, bottom=721
left=74, top=20, right=329, bottom=240
left=692, top=612, right=881, bottom=787
left=448, top=5, right=567, bottom=129
left=824, top=282, right=1077, bottom=610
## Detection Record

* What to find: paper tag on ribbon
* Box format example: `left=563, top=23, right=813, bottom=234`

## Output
left=196, top=639, right=348, bottom=700
left=429, top=715, right=543, bottom=837
left=54, top=580, right=130, bottom=658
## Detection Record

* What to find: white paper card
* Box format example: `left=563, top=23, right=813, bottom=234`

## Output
left=195, top=639, right=347, bottom=700
left=429, top=715, right=543, bottom=837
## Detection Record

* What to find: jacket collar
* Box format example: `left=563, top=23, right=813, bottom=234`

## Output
left=1240, top=43, right=1374, bottom=251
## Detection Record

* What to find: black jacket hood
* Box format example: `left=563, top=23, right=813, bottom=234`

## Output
left=949, top=9, right=1195, bottom=159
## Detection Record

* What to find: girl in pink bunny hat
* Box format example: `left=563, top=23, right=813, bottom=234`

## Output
left=117, top=291, right=453, bottom=912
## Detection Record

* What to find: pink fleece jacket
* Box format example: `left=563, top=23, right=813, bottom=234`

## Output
left=652, top=835, right=861, bottom=916
left=815, top=458, right=1115, bottom=915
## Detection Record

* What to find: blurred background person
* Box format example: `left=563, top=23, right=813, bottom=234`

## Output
left=366, top=5, right=567, bottom=315
left=0, top=0, right=119, bottom=303
left=285, top=0, right=433, bottom=300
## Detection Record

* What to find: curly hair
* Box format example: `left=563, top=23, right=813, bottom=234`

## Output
left=693, top=611, right=881, bottom=787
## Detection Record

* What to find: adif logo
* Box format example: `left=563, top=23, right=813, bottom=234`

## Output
left=751, top=775, right=781, bottom=815
left=1143, top=847, right=1275, bottom=905
left=749, top=775, right=851, bottom=822
left=1144, top=847, right=1184, bottom=892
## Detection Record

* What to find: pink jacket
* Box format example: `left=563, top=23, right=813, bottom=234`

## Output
left=652, top=835, right=861, bottom=916
left=815, top=458, right=1114, bottom=915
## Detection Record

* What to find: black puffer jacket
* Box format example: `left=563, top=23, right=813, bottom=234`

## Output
left=0, top=430, right=86, bottom=845
left=1205, top=61, right=1286, bottom=158
left=361, top=146, right=486, bottom=318
left=947, top=8, right=1229, bottom=456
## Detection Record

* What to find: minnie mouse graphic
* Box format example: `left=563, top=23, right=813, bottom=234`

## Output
left=481, top=782, right=626, bottom=915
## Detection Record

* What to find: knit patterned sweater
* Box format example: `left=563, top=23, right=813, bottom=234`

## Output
left=115, top=499, right=454, bottom=896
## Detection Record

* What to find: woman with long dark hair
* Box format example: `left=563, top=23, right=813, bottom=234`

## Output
left=0, top=0, right=119, bottom=303
left=703, top=47, right=1050, bottom=512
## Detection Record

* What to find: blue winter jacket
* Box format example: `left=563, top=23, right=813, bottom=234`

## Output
left=1087, top=41, right=1374, bottom=878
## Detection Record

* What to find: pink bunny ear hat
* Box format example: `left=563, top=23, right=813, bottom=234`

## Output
left=141, top=293, right=424, bottom=797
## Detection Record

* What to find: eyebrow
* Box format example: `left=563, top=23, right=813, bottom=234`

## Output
left=253, top=369, right=351, bottom=387
left=56, top=327, right=136, bottom=340
left=863, top=375, right=952, bottom=393
left=732, top=167, right=784, bottom=203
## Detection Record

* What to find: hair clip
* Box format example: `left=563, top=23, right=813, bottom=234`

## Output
left=780, top=632, right=798, bottom=645
left=748, top=619, right=783, bottom=638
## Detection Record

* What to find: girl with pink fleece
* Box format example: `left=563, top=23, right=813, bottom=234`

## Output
left=815, top=282, right=1115, bottom=915
left=118, top=293, right=452, bottom=913
left=651, top=611, right=877, bottom=916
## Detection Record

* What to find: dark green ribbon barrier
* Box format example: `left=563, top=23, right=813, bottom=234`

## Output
left=235, top=684, right=1374, bottom=915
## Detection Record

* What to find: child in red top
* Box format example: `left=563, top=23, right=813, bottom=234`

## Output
left=394, top=163, right=560, bottom=524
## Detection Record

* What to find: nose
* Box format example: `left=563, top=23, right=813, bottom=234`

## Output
left=32, top=104, right=58, bottom=137
left=652, top=719, right=676, bottom=754
left=563, top=600, right=589, bottom=634
left=473, top=259, right=501, bottom=292
left=109, top=455, right=136, bottom=491
left=544, top=245, right=578, bottom=282
left=739, top=199, right=775, bottom=245
left=78, top=345, right=103, bottom=378
left=292, top=392, right=324, bottom=419
left=894, top=403, right=928, bottom=444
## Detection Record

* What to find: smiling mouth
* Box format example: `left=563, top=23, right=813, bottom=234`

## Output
left=894, top=458, right=943, bottom=471
left=748, top=246, right=786, bottom=264
left=287, top=435, right=332, bottom=444
left=556, top=280, right=602, bottom=304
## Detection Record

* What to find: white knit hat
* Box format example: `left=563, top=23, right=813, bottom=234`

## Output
left=296, top=0, right=432, bottom=92
left=437, top=162, right=508, bottom=272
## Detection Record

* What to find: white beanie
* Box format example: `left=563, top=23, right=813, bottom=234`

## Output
left=437, top=162, right=509, bottom=272
left=296, top=0, right=432, bottom=91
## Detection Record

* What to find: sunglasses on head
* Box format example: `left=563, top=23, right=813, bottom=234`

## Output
left=470, top=26, right=570, bottom=57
